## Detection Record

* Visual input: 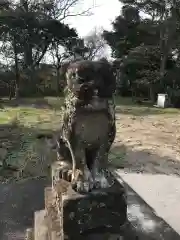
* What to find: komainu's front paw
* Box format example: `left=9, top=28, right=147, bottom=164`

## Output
left=51, top=161, right=72, bottom=186
left=73, top=180, right=93, bottom=193
left=93, top=171, right=110, bottom=189
left=71, top=169, right=94, bottom=193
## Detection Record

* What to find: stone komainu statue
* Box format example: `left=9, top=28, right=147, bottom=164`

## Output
left=57, top=59, right=116, bottom=193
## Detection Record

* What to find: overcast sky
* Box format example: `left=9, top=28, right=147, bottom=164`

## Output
left=60, top=0, right=122, bottom=60
left=64, top=0, right=122, bottom=37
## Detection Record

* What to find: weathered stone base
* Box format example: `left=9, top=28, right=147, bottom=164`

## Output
left=33, top=210, right=130, bottom=240
left=43, top=175, right=127, bottom=239
left=62, top=183, right=127, bottom=237
left=26, top=169, right=127, bottom=239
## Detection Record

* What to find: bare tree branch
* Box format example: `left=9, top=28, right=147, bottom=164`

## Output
left=41, top=0, right=95, bottom=21
left=84, top=28, right=106, bottom=60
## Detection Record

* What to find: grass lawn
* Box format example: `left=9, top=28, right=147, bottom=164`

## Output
left=0, top=96, right=179, bottom=181
left=0, top=97, right=64, bottom=181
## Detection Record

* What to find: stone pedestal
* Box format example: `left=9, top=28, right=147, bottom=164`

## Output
left=64, top=185, right=126, bottom=237
left=28, top=162, right=127, bottom=240
left=44, top=175, right=127, bottom=239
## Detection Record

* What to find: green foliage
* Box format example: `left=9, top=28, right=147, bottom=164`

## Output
left=103, top=1, right=180, bottom=102
left=0, top=0, right=94, bottom=97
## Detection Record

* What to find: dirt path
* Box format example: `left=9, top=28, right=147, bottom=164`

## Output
left=113, top=112, right=180, bottom=176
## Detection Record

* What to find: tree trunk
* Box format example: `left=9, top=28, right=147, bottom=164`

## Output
left=149, top=85, right=156, bottom=103
left=159, top=50, right=168, bottom=87
left=55, top=55, right=61, bottom=94
left=159, top=0, right=177, bottom=85
left=56, top=67, right=60, bottom=94
left=159, top=9, right=167, bottom=83
left=21, top=0, right=33, bottom=70
left=13, top=37, right=20, bottom=99
left=24, top=44, right=33, bottom=69
left=9, top=84, right=13, bottom=100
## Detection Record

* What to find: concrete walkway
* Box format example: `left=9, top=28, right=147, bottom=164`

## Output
left=114, top=170, right=180, bottom=236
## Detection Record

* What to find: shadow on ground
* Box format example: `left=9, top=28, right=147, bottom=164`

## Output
left=113, top=172, right=180, bottom=240
left=0, top=121, right=58, bottom=182
left=0, top=177, right=49, bottom=240
left=109, top=144, right=180, bottom=177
